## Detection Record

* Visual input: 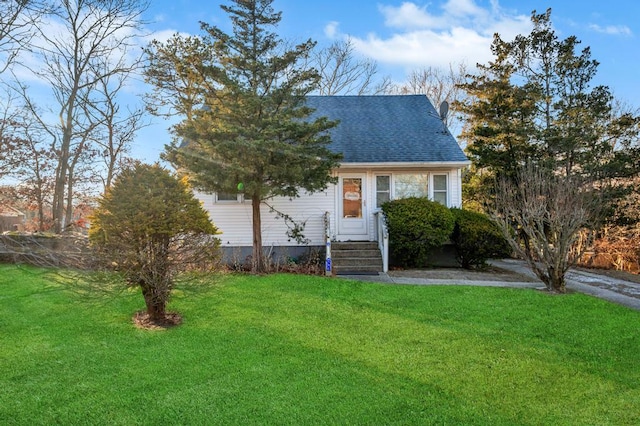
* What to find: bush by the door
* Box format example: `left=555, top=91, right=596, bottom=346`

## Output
left=381, top=197, right=454, bottom=267
left=450, top=208, right=511, bottom=269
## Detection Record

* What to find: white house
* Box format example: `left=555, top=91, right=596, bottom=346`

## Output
left=197, top=95, right=470, bottom=272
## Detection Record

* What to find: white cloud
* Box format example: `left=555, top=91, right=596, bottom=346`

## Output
left=442, top=0, right=489, bottom=20
left=349, top=0, right=532, bottom=72
left=143, top=28, right=189, bottom=44
left=152, top=13, right=167, bottom=24
left=588, top=24, right=632, bottom=36
left=324, top=21, right=340, bottom=39
left=352, top=27, right=493, bottom=69
left=379, top=2, right=447, bottom=30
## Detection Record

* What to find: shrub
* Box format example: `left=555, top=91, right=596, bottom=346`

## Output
left=450, top=208, right=511, bottom=269
left=579, top=225, right=640, bottom=273
left=382, top=197, right=454, bottom=267
left=90, top=163, right=220, bottom=325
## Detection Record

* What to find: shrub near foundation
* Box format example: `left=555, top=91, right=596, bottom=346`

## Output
left=450, top=208, right=511, bottom=269
left=382, top=197, right=454, bottom=267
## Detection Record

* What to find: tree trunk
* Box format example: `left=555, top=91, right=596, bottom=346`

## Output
left=64, top=168, right=75, bottom=231
left=33, top=183, right=46, bottom=232
left=37, top=195, right=45, bottom=232
left=141, top=283, right=167, bottom=321
left=548, top=266, right=567, bottom=294
left=52, top=159, right=67, bottom=233
left=53, top=110, right=74, bottom=234
left=251, top=193, right=265, bottom=273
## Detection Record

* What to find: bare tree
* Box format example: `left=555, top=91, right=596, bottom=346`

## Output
left=0, top=88, right=27, bottom=180
left=86, top=54, right=148, bottom=190
left=312, top=38, right=391, bottom=96
left=0, top=0, right=49, bottom=74
left=491, top=163, right=604, bottom=293
left=0, top=90, right=58, bottom=231
left=389, top=63, right=468, bottom=135
left=16, top=0, right=149, bottom=233
left=10, top=109, right=56, bottom=231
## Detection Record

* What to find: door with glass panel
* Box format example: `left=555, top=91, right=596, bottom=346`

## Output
left=337, top=175, right=368, bottom=238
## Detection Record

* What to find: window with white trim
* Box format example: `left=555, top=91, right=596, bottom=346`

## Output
left=432, top=174, right=448, bottom=205
left=375, top=175, right=390, bottom=208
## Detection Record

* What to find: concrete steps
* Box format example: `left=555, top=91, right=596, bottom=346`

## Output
left=331, top=241, right=382, bottom=275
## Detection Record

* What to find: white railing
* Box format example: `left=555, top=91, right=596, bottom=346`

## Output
left=374, top=211, right=389, bottom=273
left=323, top=211, right=332, bottom=276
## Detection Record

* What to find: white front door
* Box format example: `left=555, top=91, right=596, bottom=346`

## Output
left=337, top=174, right=368, bottom=239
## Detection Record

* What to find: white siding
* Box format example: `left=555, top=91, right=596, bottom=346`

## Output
left=197, top=165, right=464, bottom=247
left=198, top=187, right=335, bottom=247
left=450, top=167, right=463, bottom=208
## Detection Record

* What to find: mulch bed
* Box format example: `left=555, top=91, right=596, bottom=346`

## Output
left=133, top=311, right=182, bottom=330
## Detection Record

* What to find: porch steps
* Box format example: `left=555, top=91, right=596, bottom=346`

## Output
left=331, top=241, right=383, bottom=275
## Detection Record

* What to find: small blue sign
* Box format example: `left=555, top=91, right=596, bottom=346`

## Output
left=325, top=258, right=332, bottom=271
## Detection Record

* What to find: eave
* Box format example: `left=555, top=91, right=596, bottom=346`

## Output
left=336, top=161, right=471, bottom=170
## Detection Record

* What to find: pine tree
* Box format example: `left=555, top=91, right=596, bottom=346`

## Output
left=456, top=9, right=640, bottom=292
left=146, top=0, right=341, bottom=273
left=457, top=41, right=539, bottom=184
left=457, top=8, right=639, bottom=205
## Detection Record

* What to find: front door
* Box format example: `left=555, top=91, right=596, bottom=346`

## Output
left=337, top=174, right=368, bottom=239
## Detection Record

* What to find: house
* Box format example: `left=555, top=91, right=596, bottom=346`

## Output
left=197, top=95, right=470, bottom=272
left=0, top=205, right=26, bottom=232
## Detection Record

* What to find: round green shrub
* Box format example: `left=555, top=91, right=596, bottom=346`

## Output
left=450, top=208, right=511, bottom=269
left=381, top=197, right=454, bottom=267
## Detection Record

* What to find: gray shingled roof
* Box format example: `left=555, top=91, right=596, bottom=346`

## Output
left=305, top=95, right=468, bottom=164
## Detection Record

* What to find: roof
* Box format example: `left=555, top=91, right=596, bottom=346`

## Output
left=305, top=95, right=468, bottom=164
left=0, top=205, right=25, bottom=217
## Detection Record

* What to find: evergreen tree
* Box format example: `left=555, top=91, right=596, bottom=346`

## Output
left=457, top=9, right=640, bottom=291
left=457, top=9, right=639, bottom=200
left=145, top=0, right=341, bottom=273
left=90, top=163, right=219, bottom=325
left=457, top=42, right=539, bottom=185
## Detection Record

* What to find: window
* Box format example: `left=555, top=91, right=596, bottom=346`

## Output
left=375, top=175, right=390, bottom=208
left=432, top=174, right=448, bottom=205
left=394, top=174, right=429, bottom=199
left=216, top=192, right=239, bottom=202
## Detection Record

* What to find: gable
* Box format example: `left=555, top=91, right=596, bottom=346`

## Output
left=305, top=95, right=468, bottom=164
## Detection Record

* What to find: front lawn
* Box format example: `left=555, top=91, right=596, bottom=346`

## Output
left=1, top=265, right=639, bottom=425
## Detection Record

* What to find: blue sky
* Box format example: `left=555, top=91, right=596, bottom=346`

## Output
left=135, top=0, right=639, bottom=161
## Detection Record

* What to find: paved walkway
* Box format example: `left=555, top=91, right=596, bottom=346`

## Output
left=339, top=259, right=640, bottom=311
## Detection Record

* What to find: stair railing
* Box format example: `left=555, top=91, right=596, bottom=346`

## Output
left=374, top=211, right=389, bottom=273
left=324, top=211, right=332, bottom=276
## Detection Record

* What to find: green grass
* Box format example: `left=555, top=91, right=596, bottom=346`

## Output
left=1, top=265, right=639, bottom=425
